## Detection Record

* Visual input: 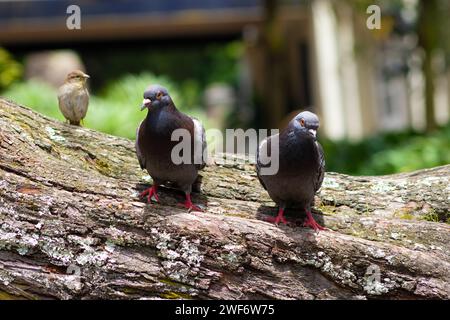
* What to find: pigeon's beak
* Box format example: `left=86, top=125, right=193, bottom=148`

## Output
left=141, top=98, right=152, bottom=111
left=308, top=129, right=317, bottom=138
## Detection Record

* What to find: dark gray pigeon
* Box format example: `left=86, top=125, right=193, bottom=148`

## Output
left=136, top=84, right=207, bottom=211
left=256, top=111, right=325, bottom=230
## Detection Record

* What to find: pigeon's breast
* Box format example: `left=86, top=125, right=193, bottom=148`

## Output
left=264, top=132, right=320, bottom=205
left=140, top=109, right=197, bottom=186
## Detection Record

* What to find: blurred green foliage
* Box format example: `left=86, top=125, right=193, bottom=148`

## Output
left=84, top=41, right=243, bottom=109
left=1, top=41, right=242, bottom=138
left=1, top=42, right=448, bottom=176
left=321, top=125, right=450, bottom=175
left=0, top=47, right=22, bottom=90
left=2, top=72, right=207, bottom=139
left=2, top=75, right=448, bottom=176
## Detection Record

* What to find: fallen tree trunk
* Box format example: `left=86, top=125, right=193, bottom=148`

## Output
left=0, top=98, right=449, bottom=300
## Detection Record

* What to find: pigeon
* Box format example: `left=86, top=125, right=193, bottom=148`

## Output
left=136, top=84, right=207, bottom=211
left=57, top=70, right=90, bottom=126
left=256, top=111, right=325, bottom=231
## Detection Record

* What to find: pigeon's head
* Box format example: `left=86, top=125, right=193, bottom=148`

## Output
left=65, top=70, right=90, bottom=84
left=141, top=84, right=172, bottom=110
left=293, top=111, right=320, bottom=138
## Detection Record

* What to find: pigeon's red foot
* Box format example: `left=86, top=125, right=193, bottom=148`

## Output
left=140, top=185, right=160, bottom=203
left=265, top=208, right=288, bottom=225
left=303, top=210, right=325, bottom=231
left=178, top=194, right=203, bottom=212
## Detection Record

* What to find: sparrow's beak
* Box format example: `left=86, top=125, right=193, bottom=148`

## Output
left=141, top=98, right=152, bottom=111
left=308, top=129, right=317, bottom=138
left=83, top=73, right=90, bottom=79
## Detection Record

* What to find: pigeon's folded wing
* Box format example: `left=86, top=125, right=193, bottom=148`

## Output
left=256, top=136, right=273, bottom=190
left=192, top=117, right=207, bottom=170
left=315, top=141, right=325, bottom=192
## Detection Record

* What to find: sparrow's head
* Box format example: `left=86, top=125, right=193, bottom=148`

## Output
left=293, top=111, right=320, bottom=138
left=65, top=70, right=90, bottom=84
left=141, top=84, right=172, bottom=111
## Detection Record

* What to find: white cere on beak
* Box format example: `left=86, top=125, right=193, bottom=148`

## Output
left=308, top=129, right=317, bottom=137
left=140, top=98, right=152, bottom=110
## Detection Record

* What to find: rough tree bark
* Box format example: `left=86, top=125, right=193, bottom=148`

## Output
left=0, top=98, right=449, bottom=300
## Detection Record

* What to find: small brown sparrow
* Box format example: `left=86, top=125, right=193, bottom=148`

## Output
left=57, top=70, right=90, bottom=126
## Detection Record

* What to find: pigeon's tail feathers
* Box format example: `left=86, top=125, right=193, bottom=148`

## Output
left=136, top=120, right=146, bottom=170
left=192, top=174, right=203, bottom=193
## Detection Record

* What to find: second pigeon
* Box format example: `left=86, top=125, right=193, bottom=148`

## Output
left=256, top=111, right=326, bottom=231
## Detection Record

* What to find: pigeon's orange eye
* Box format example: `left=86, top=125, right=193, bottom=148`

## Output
left=156, top=92, right=163, bottom=100
left=300, top=119, right=305, bottom=126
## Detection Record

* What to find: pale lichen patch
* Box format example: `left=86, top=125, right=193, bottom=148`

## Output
left=220, top=244, right=247, bottom=267
left=0, top=221, right=39, bottom=254
left=76, top=247, right=109, bottom=266
left=0, top=269, right=14, bottom=286
left=179, top=238, right=203, bottom=267
left=151, top=227, right=205, bottom=287
left=40, top=236, right=74, bottom=265
left=390, top=232, right=402, bottom=240
left=45, top=127, right=66, bottom=142
left=322, top=177, right=341, bottom=189
left=420, top=176, right=441, bottom=187
left=367, top=247, right=386, bottom=259
left=371, top=181, right=395, bottom=193
left=362, top=277, right=389, bottom=295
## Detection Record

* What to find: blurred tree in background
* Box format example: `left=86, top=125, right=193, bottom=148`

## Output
left=417, top=0, right=450, bottom=132
left=350, top=0, right=450, bottom=132
left=259, top=0, right=288, bottom=129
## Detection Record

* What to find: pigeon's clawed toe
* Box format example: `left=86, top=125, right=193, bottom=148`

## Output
left=178, top=194, right=203, bottom=212
left=140, top=185, right=160, bottom=203
left=265, top=208, right=288, bottom=225
left=178, top=202, right=203, bottom=212
left=265, top=215, right=288, bottom=225
left=303, top=210, right=325, bottom=231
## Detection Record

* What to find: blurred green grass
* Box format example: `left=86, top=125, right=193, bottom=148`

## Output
left=1, top=72, right=208, bottom=139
